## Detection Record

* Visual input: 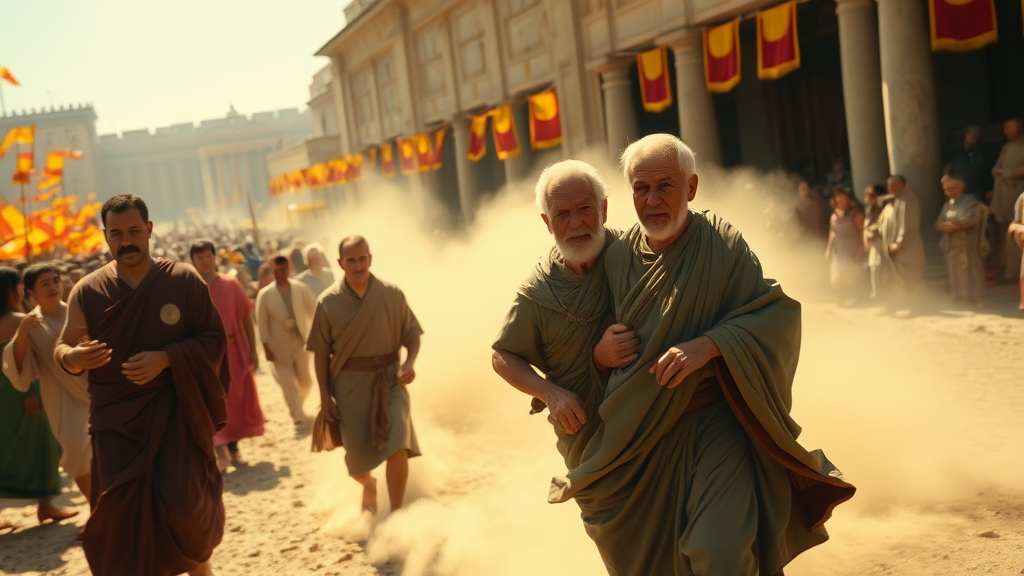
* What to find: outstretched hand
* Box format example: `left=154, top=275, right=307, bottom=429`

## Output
left=593, top=323, right=641, bottom=371
left=649, top=336, right=721, bottom=389
left=65, top=340, right=112, bottom=371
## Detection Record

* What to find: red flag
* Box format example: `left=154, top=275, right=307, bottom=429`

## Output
left=491, top=105, right=520, bottom=160
left=413, top=134, right=432, bottom=172
left=704, top=18, right=741, bottom=93
left=431, top=126, right=448, bottom=170
left=37, top=149, right=84, bottom=191
left=636, top=46, right=672, bottom=113
left=0, top=202, right=24, bottom=244
left=528, top=90, right=562, bottom=150
left=286, top=170, right=306, bottom=193
left=381, top=143, right=396, bottom=178
left=350, top=153, right=364, bottom=181
left=397, top=137, right=417, bottom=175
left=0, top=67, right=19, bottom=86
left=757, top=0, right=801, bottom=80
left=366, top=147, right=378, bottom=170
left=13, top=151, right=34, bottom=185
left=929, top=0, right=998, bottom=52
left=468, top=114, right=488, bottom=162
left=0, top=126, right=33, bottom=160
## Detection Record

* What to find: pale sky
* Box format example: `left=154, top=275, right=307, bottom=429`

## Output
left=0, top=0, right=348, bottom=135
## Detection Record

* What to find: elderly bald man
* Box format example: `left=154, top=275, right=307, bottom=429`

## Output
left=492, top=159, right=638, bottom=471
left=549, top=134, right=856, bottom=576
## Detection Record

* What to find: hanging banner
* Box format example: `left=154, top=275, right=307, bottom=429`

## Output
left=468, top=114, right=488, bottom=162
left=397, top=137, right=417, bottom=174
left=929, top=0, right=998, bottom=52
left=286, top=170, right=306, bottom=193
left=636, top=46, right=673, bottom=113
left=328, top=158, right=348, bottom=185
left=528, top=89, right=563, bottom=150
left=704, top=18, right=741, bottom=93
left=350, top=153, right=363, bottom=181
left=491, top=105, right=520, bottom=160
left=757, top=0, right=801, bottom=80
left=381, top=143, right=396, bottom=178
left=414, top=134, right=432, bottom=172
left=431, top=125, right=448, bottom=170
left=366, top=146, right=378, bottom=170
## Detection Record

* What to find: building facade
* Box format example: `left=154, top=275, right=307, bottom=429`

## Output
left=307, top=0, right=1023, bottom=227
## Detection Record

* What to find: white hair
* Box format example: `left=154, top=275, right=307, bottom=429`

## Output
left=619, top=133, right=697, bottom=183
left=302, top=242, right=325, bottom=265
left=534, top=159, right=608, bottom=215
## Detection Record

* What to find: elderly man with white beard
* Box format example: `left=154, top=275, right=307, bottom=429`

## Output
left=492, top=159, right=639, bottom=472
left=549, top=134, right=856, bottom=576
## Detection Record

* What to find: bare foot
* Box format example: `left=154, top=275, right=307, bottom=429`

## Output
left=361, top=477, right=378, bottom=514
left=37, top=502, right=79, bottom=525
left=229, top=451, right=246, bottom=467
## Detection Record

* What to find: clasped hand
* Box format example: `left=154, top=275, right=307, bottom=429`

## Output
left=593, top=323, right=641, bottom=371
left=122, top=351, right=171, bottom=385
left=649, top=336, right=720, bottom=389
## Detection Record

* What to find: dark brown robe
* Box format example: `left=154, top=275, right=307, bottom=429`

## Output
left=75, top=259, right=229, bottom=576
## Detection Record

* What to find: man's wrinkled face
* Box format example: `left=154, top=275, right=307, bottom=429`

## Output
left=104, top=209, right=152, bottom=267
left=191, top=249, right=217, bottom=277
left=541, top=177, right=608, bottom=266
left=339, top=243, right=372, bottom=286
left=630, top=153, right=697, bottom=244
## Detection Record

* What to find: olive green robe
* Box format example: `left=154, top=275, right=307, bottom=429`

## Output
left=550, top=212, right=855, bottom=576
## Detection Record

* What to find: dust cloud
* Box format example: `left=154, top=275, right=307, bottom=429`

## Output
left=296, top=150, right=1024, bottom=576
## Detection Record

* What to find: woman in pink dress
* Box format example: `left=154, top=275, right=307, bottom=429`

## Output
left=190, top=240, right=266, bottom=469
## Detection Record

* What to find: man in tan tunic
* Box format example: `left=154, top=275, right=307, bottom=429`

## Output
left=307, top=236, right=422, bottom=514
left=1009, top=191, right=1024, bottom=309
left=935, top=174, right=989, bottom=303
left=549, top=134, right=855, bottom=576
left=879, top=174, right=926, bottom=301
left=991, top=118, right=1024, bottom=280
left=492, top=160, right=638, bottom=472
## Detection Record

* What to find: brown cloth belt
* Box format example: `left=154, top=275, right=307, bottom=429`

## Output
left=343, top=352, right=400, bottom=450
left=683, top=377, right=724, bottom=414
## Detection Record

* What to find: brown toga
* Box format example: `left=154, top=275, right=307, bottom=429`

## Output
left=74, top=259, right=229, bottom=576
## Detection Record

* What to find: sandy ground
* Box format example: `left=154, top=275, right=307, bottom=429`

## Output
left=1, top=284, right=1021, bottom=576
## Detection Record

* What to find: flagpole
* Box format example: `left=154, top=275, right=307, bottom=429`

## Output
left=21, top=183, right=30, bottom=262
left=0, top=83, right=6, bottom=117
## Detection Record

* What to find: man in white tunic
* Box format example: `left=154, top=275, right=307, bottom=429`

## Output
left=256, top=255, right=317, bottom=425
left=3, top=262, right=92, bottom=501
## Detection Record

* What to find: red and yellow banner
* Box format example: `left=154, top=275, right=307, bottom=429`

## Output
left=430, top=126, right=447, bottom=170
left=468, top=114, right=488, bottom=162
left=636, top=46, right=673, bottom=113
left=491, top=105, right=520, bottom=160
left=0, top=67, right=18, bottom=86
left=328, top=158, right=348, bottom=185
left=929, top=0, right=998, bottom=52
left=414, top=134, right=432, bottom=172
left=528, top=90, right=562, bottom=150
left=37, top=149, right=84, bottom=191
left=757, top=0, right=801, bottom=80
left=13, top=151, right=34, bottom=185
left=704, top=18, right=741, bottom=93
left=349, top=153, right=363, bottom=181
left=0, top=126, right=33, bottom=160
left=381, top=143, right=396, bottom=178
left=366, top=146, right=378, bottom=170
left=397, top=137, right=417, bottom=174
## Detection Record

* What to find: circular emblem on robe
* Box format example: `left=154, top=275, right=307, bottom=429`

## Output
left=160, top=303, right=181, bottom=326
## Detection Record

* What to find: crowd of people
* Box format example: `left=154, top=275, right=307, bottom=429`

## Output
left=773, top=118, right=1024, bottom=309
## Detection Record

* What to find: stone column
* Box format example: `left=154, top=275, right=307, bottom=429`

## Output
left=199, top=157, right=217, bottom=209
left=877, top=0, right=942, bottom=227
left=836, top=0, right=889, bottom=199
left=596, top=59, right=640, bottom=160
left=661, top=30, right=722, bottom=165
left=213, top=155, right=227, bottom=206
left=229, top=152, right=241, bottom=202
left=451, top=116, right=482, bottom=225
left=502, top=100, right=534, bottom=184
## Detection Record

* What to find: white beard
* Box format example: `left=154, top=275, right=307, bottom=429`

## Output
left=640, top=209, right=687, bottom=244
left=556, top=225, right=606, bottom=267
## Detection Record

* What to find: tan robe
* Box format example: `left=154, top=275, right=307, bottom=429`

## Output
left=937, top=195, right=989, bottom=299
left=879, top=188, right=926, bottom=295
left=550, top=213, right=854, bottom=576
left=993, top=139, right=1024, bottom=279
left=306, top=275, right=422, bottom=475
left=492, top=232, right=616, bottom=471
left=2, top=304, right=91, bottom=478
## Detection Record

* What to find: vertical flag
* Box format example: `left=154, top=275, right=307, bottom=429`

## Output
left=350, top=153, right=363, bottom=181
left=381, top=143, right=396, bottom=178
left=397, top=137, right=417, bottom=174
left=414, top=134, right=432, bottom=172
left=929, top=0, right=998, bottom=52
left=0, top=68, right=18, bottom=86
left=636, top=46, right=673, bottom=113
left=704, top=18, right=741, bottom=93
left=468, top=114, right=488, bottom=162
left=37, top=149, right=84, bottom=193
left=430, top=125, right=448, bottom=170
left=491, top=104, right=521, bottom=160
left=0, top=126, right=33, bottom=160
left=0, top=201, right=24, bottom=244
left=13, top=151, right=34, bottom=184
left=757, top=0, right=801, bottom=80
left=528, top=89, right=563, bottom=150
left=366, top=146, right=378, bottom=170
